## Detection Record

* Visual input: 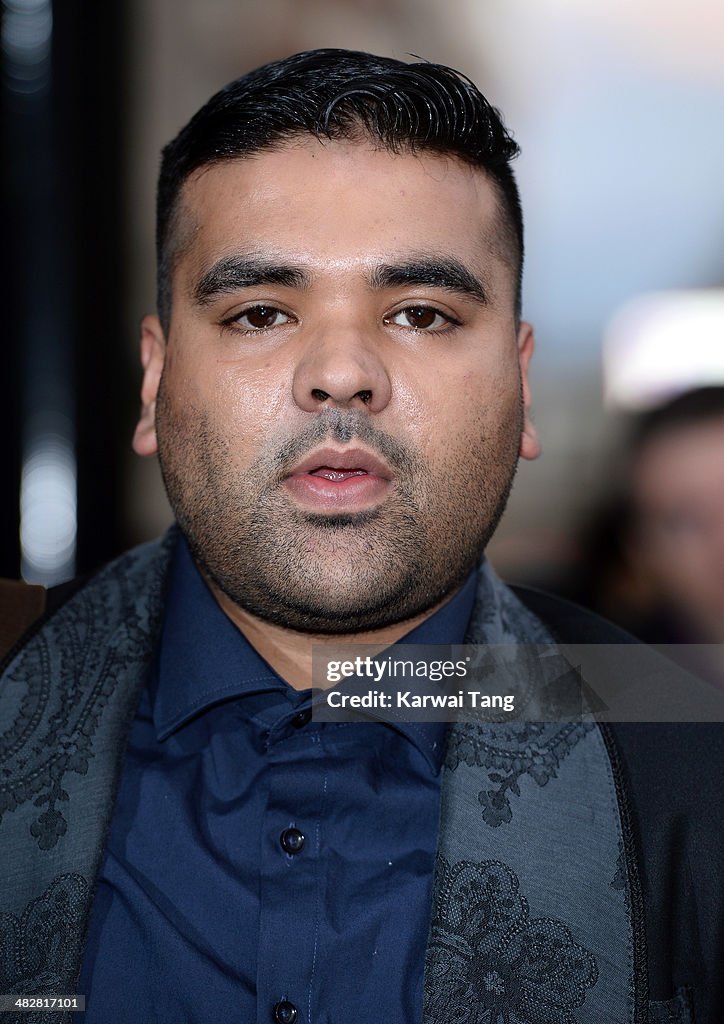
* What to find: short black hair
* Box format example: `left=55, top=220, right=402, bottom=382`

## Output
left=156, top=48, right=523, bottom=331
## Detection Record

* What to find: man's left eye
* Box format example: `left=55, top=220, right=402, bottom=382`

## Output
left=385, top=306, right=457, bottom=331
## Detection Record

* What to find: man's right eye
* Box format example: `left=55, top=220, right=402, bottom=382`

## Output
left=224, top=305, right=293, bottom=331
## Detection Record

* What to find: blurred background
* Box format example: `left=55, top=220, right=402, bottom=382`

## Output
left=3, top=0, right=724, bottom=641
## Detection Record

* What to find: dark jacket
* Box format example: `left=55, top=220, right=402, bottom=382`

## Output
left=516, top=587, right=724, bottom=1022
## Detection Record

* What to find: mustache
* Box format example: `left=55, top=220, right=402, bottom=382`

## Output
left=267, top=409, right=422, bottom=478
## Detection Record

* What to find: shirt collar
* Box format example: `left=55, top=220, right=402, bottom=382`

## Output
left=152, top=536, right=284, bottom=740
left=153, top=533, right=478, bottom=772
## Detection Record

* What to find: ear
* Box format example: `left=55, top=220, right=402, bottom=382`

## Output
left=132, top=315, right=166, bottom=457
left=517, top=320, right=541, bottom=461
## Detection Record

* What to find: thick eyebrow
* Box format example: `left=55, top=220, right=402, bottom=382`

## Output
left=192, top=252, right=490, bottom=308
left=369, top=257, right=489, bottom=306
left=192, top=254, right=312, bottom=306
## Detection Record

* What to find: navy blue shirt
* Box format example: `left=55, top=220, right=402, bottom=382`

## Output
left=78, top=537, right=477, bottom=1023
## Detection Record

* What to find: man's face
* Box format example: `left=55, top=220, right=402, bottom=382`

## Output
left=134, top=139, right=539, bottom=633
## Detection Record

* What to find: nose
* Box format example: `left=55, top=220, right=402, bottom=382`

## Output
left=292, top=327, right=392, bottom=414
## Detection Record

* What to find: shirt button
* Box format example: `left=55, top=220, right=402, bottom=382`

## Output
left=273, top=1000, right=298, bottom=1023
left=280, top=827, right=305, bottom=854
left=291, top=709, right=312, bottom=728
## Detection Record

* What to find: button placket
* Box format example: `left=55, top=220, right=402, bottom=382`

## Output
left=257, top=721, right=326, bottom=1024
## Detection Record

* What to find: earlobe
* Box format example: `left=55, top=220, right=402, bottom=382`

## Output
left=517, top=321, right=541, bottom=461
left=132, top=315, right=166, bottom=457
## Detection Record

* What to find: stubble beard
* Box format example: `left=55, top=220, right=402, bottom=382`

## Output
left=155, top=377, right=522, bottom=634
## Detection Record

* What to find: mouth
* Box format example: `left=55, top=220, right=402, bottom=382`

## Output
left=282, top=446, right=395, bottom=512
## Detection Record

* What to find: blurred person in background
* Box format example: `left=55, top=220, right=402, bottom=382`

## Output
left=1, top=49, right=723, bottom=1024
left=628, top=387, right=724, bottom=644
left=566, top=387, right=724, bottom=686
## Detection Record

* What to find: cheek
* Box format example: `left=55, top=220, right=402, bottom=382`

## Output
left=446, top=371, right=519, bottom=451
left=403, top=355, right=518, bottom=454
left=165, top=348, right=292, bottom=458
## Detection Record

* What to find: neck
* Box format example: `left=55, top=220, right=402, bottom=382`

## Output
left=207, top=583, right=463, bottom=690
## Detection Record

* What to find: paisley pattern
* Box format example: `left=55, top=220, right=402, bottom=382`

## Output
left=0, top=535, right=171, bottom=850
left=445, top=722, right=593, bottom=827
left=452, top=563, right=597, bottom=827
left=424, top=856, right=598, bottom=1024
left=464, top=561, right=552, bottom=648
left=0, top=874, right=88, bottom=1024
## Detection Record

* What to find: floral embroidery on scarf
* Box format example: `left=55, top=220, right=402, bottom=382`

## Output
left=445, top=722, right=593, bottom=827
left=424, top=856, right=598, bottom=1023
left=0, top=873, right=89, bottom=1022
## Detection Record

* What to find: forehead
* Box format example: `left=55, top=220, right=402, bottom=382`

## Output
left=176, top=139, right=508, bottom=277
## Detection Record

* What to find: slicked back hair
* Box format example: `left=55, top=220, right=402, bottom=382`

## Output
left=156, top=48, right=524, bottom=331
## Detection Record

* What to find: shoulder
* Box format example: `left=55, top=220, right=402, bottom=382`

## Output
left=0, top=529, right=178, bottom=674
left=511, top=582, right=724, bottom=786
left=511, top=583, right=724, bottom=880
left=510, top=583, right=639, bottom=644
left=514, top=583, right=724, bottom=1012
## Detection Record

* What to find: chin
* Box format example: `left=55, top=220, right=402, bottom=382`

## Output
left=219, top=565, right=427, bottom=635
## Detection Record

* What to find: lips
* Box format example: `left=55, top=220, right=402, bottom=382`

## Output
left=286, top=447, right=394, bottom=480
left=283, top=446, right=394, bottom=511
